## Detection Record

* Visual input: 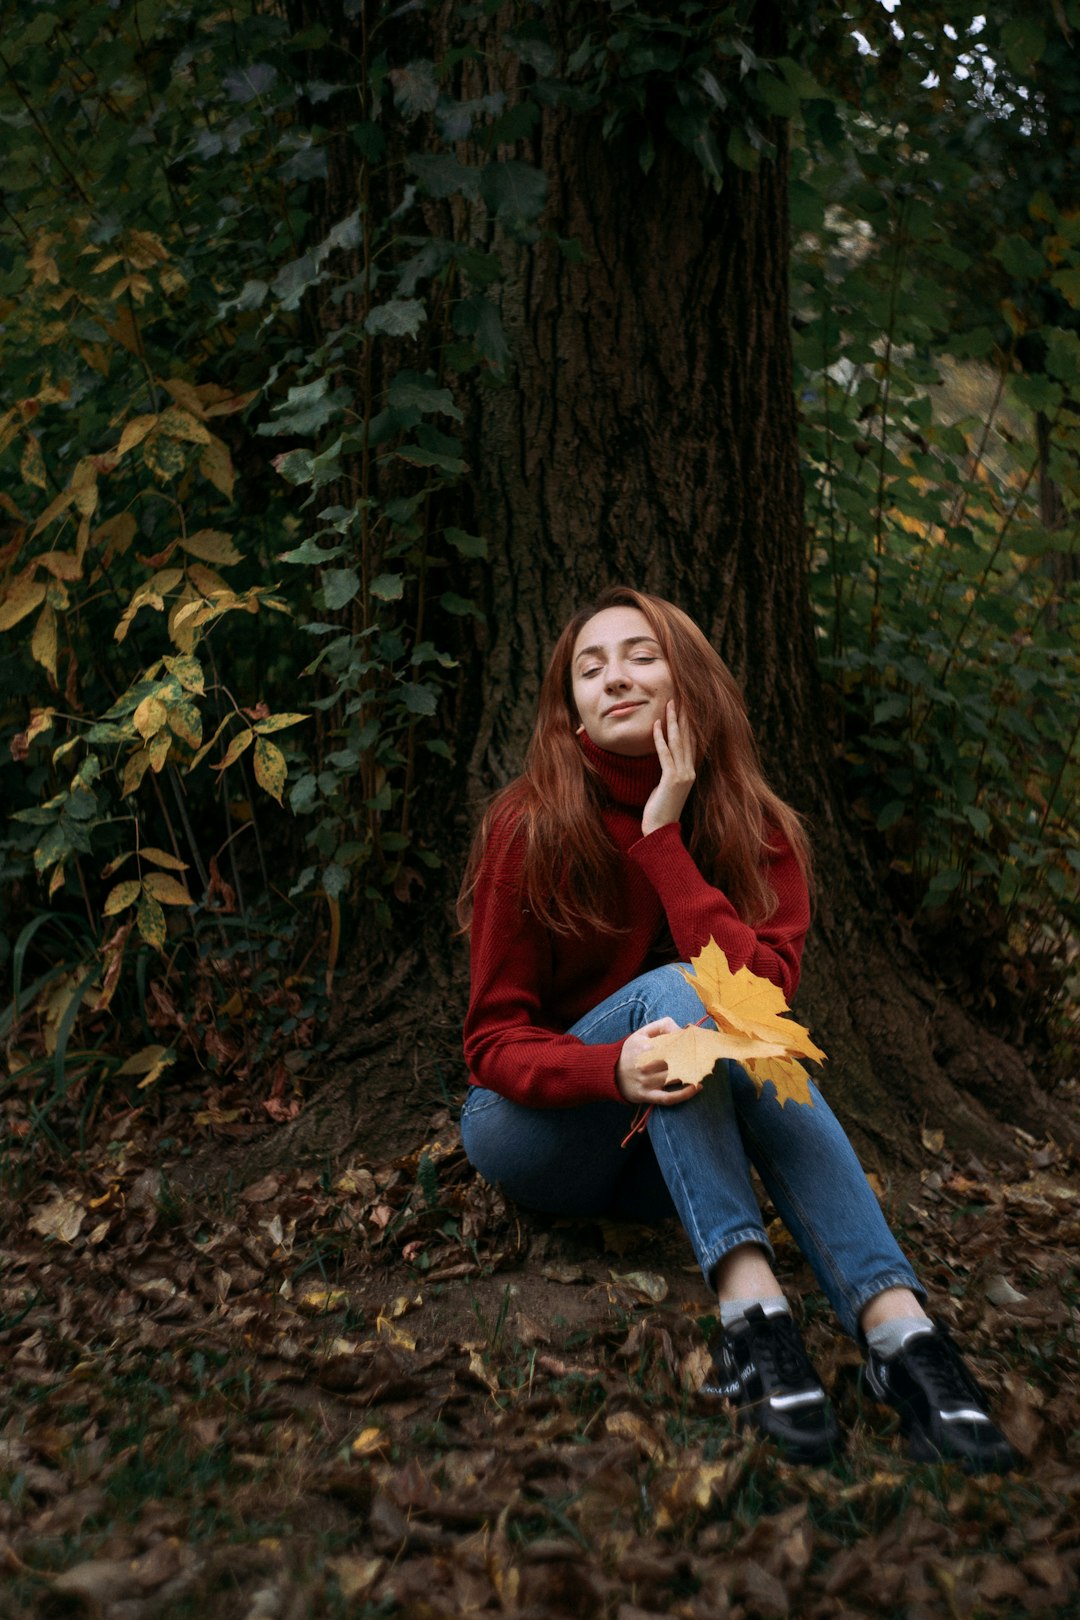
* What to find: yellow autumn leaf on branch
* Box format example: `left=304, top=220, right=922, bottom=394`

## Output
left=30, top=602, right=58, bottom=683
left=104, top=880, right=141, bottom=916
left=253, top=735, right=287, bottom=802
left=142, top=872, right=195, bottom=906
left=199, top=436, right=235, bottom=500
left=0, top=572, right=46, bottom=632
left=36, top=550, right=84, bottom=581
left=133, top=694, right=169, bottom=739
left=252, top=712, right=308, bottom=734
left=117, top=414, right=158, bottom=458
left=141, top=847, right=188, bottom=871
left=215, top=727, right=254, bottom=772
left=136, top=889, right=166, bottom=949
left=180, top=529, right=241, bottom=566
left=680, top=939, right=826, bottom=1065
left=162, top=654, right=205, bottom=694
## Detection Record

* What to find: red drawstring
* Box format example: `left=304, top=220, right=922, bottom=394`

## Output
left=620, top=1105, right=653, bottom=1146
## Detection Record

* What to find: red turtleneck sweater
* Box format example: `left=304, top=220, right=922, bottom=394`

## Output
left=463, top=735, right=811, bottom=1109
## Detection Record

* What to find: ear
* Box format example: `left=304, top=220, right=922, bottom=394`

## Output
left=575, top=722, right=585, bottom=735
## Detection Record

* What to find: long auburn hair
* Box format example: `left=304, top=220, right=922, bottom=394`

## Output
left=457, top=586, right=812, bottom=936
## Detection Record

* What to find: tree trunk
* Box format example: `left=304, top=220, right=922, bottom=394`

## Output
left=434, top=3, right=1064, bottom=1168
left=224, top=1, right=1074, bottom=1185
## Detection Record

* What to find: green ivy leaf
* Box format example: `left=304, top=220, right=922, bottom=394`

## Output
left=1012, top=374, right=1063, bottom=413
left=756, top=72, right=801, bottom=120
left=444, top=527, right=488, bottom=559
left=33, top=823, right=68, bottom=873
left=390, top=60, right=438, bottom=119
left=321, top=569, right=361, bottom=610
left=726, top=125, right=759, bottom=173
left=480, top=159, right=548, bottom=223
left=407, top=152, right=479, bottom=200
left=278, top=538, right=347, bottom=565
left=322, top=862, right=349, bottom=899
left=365, top=299, right=427, bottom=338
left=1000, top=18, right=1046, bottom=74
left=453, top=296, right=509, bottom=373
left=401, top=683, right=438, bottom=716
left=352, top=120, right=386, bottom=162
left=993, top=234, right=1045, bottom=281
left=393, top=444, right=468, bottom=474
left=440, top=591, right=483, bottom=620
left=387, top=370, right=463, bottom=420
left=503, top=24, right=557, bottom=75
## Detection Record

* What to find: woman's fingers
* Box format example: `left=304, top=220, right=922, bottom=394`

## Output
left=640, top=1017, right=679, bottom=1037
left=617, top=1019, right=690, bottom=1102
left=615, top=1017, right=699, bottom=1105
left=642, top=708, right=696, bottom=837
left=663, top=703, right=694, bottom=771
left=638, top=1077, right=699, bottom=1106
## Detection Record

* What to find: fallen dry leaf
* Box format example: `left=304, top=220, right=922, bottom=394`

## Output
left=240, top=1173, right=280, bottom=1203
left=327, top=1555, right=386, bottom=1602
left=28, top=1190, right=85, bottom=1243
left=52, top=1558, right=140, bottom=1606
left=351, top=1428, right=388, bottom=1457
left=605, top=1409, right=665, bottom=1460
left=610, top=1269, right=669, bottom=1302
left=985, top=1273, right=1028, bottom=1306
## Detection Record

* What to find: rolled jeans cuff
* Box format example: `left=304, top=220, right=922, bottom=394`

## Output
left=699, top=1225, right=776, bottom=1292
left=850, top=1270, right=929, bottom=1345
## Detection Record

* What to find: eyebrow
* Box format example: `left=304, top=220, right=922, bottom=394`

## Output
left=574, top=635, right=661, bottom=664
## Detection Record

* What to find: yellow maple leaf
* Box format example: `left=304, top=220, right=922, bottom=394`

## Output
left=679, top=939, right=826, bottom=1065
left=646, top=1024, right=789, bottom=1091
left=743, top=1055, right=814, bottom=1108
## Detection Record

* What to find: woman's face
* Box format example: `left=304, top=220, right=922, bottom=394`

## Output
left=570, top=605, right=676, bottom=757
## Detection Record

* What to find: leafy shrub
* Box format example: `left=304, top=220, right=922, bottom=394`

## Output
left=793, top=35, right=1080, bottom=1063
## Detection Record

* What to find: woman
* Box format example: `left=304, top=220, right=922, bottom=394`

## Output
left=458, top=586, right=1014, bottom=1472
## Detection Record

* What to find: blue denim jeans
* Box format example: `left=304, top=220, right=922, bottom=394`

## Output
left=461, top=965, right=924, bottom=1338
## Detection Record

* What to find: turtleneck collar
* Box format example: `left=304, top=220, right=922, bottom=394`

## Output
left=578, top=730, right=662, bottom=809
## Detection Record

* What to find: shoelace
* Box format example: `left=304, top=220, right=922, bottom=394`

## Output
left=899, top=1333, right=984, bottom=1408
left=745, top=1313, right=817, bottom=1391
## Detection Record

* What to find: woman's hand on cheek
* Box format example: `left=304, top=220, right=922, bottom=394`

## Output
left=616, top=1019, right=699, bottom=1106
left=641, top=702, right=696, bottom=837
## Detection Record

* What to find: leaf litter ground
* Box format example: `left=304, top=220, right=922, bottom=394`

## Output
left=2, top=1093, right=1079, bottom=1620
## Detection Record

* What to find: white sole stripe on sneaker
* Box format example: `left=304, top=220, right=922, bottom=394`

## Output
left=768, top=1390, right=827, bottom=1411
left=940, top=1408, right=992, bottom=1423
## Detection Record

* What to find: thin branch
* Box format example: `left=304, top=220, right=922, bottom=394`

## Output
left=0, top=51, right=93, bottom=207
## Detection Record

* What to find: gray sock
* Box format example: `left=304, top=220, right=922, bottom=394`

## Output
left=720, top=1295, right=791, bottom=1330
left=865, top=1316, right=934, bottom=1360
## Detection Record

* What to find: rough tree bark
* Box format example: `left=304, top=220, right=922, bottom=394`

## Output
left=443, top=6, right=1061, bottom=1167
left=234, top=1, right=1073, bottom=1182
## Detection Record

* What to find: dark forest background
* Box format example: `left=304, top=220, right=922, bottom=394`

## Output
left=3, top=6, right=1080, bottom=1616
left=2, top=0, right=1078, bottom=1167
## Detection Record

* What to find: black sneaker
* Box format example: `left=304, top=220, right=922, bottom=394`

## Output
left=702, top=1305, right=842, bottom=1464
left=863, top=1322, right=1018, bottom=1474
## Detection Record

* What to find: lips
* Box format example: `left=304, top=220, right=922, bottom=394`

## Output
left=603, top=700, right=646, bottom=717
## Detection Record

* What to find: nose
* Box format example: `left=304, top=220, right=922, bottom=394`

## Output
left=604, top=661, right=631, bottom=690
